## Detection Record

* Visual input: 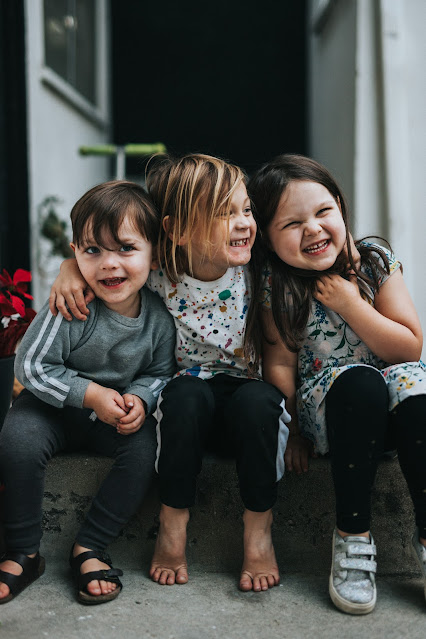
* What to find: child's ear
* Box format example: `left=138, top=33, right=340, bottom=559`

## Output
left=70, top=243, right=76, bottom=253
left=162, top=215, right=187, bottom=246
left=150, top=256, right=159, bottom=270
left=336, top=196, right=342, bottom=212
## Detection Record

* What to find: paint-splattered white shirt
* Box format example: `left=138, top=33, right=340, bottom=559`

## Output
left=147, top=267, right=256, bottom=379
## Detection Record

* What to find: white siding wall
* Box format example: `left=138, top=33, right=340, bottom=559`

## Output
left=309, top=0, right=426, bottom=359
left=24, top=0, right=111, bottom=308
left=309, top=0, right=357, bottom=206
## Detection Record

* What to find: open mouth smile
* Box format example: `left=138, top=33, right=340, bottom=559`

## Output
left=230, top=239, right=249, bottom=247
left=100, top=277, right=126, bottom=287
left=303, top=240, right=330, bottom=254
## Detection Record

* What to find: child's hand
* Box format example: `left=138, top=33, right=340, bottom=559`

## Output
left=285, top=433, right=314, bottom=474
left=117, top=394, right=146, bottom=435
left=314, top=274, right=362, bottom=315
left=83, top=383, right=128, bottom=426
left=49, top=258, right=95, bottom=321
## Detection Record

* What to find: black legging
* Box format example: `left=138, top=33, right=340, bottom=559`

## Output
left=325, top=366, right=426, bottom=538
left=156, top=374, right=289, bottom=512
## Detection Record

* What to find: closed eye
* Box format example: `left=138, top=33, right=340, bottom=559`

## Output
left=316, top=207, right=332, bottom=217
left=283, top=220, right=301, bottom=229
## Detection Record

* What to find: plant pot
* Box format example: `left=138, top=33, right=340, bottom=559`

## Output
left=0, top=354, right=15, bottom=431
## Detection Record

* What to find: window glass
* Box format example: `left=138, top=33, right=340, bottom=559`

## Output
left=44, top=0, right=96, bottom=104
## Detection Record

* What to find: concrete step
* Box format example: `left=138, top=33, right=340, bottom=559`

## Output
left=0, top=454, right=419, bottom=576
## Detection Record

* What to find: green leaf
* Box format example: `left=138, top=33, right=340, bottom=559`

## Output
left=335, top=337, right=346, bottom=350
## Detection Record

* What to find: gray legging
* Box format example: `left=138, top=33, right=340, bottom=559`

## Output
left=0, top=390, right=157, bottom=554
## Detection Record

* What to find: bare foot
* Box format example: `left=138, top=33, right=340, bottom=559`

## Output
left=149, top=504, right=189, bottom=585
left=73, top=543, right=117, bottom=597
left=239, top=509, right=280, bottom=592
left=0, top=553, right=37, bottom=600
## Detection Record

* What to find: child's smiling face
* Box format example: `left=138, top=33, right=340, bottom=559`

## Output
left=71, top=216, right=157, bottom=317
left=189, top=182, right=257, bottom=281
left=267, top=180, right=347, bottom=271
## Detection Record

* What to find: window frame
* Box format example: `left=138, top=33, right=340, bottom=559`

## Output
left=40, top=0, right=110, bottom=128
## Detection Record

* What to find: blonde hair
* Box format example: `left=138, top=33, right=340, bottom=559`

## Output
left=146, top=153, right=246, bottom=282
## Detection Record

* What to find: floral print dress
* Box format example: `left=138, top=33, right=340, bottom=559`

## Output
left=263, top=242, right=426, bottom=455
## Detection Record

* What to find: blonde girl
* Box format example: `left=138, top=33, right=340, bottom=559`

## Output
left=49, top=154, right=291, bottom=593
left=247, top=153, right=426, bottom=614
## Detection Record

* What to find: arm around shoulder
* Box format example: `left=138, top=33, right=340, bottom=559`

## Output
left=49, top=258, right=94, bottom=321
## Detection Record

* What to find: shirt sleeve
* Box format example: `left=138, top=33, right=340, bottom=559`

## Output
left=124, top=333, right=176, bottom=414
left=378, top=246, right=401, bottom=286
left=361, top=242, right=401, bottom=286
left=124, top=310, right=177, bottom=414
left=14, top=300, right=91, bottom=408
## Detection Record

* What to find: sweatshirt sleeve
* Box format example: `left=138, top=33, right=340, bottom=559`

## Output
left=124, top=301, right=177, bottom=414
left=14, top=300, right=91, bottom=408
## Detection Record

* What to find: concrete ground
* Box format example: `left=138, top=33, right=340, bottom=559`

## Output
left=1, top=455, right=425, bottom=637
left=0, top=565, right=425, bottom=639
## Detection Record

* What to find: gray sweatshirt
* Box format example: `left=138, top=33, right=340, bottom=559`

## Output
left=15, top=287, right=176, bottom=414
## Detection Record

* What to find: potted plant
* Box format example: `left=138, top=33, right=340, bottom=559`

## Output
left=0, top=268, right=36, bottom=429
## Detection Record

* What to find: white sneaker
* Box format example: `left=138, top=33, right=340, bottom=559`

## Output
left=411, top=527, right=426, bottom=601
left=329, top=528, right=377, bottom=615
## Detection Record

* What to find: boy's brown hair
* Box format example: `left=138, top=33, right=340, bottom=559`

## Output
left=71, top=180, right=159, bottom=248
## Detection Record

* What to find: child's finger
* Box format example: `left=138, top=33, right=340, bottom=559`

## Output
left=50, top=293, right=72, bottom=321
left=71, top=289, right=90, bottom=317
left=122, top=394, right=135, bottom=409
left=301, top=449, right=309, bottom=473
left=84, top=288, right=96, bottom=305
left=117, top=412, right=137, bottom=425
left=117, top=420, right=141, bottom=435
left=292, top=449, right=303, bottom=475
left=113, top=394, right=127, bottom=412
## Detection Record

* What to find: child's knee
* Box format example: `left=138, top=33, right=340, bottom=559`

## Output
left=0, top=416, right=48, bottom=470
left=230, top=381, right=284, bottom=421
left=329, top=367, right=387, bottom=406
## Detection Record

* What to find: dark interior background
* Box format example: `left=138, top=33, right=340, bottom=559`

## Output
left=111, top=0, right=307, bottom=176
left=0, top=0, right=307, bottom=273
left=0, top=0, right=30, bottom=273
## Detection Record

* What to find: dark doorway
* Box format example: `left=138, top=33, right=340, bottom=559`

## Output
left=0, top=0, right=30, bottom=273
left=111, top=0, right=307, bottom=175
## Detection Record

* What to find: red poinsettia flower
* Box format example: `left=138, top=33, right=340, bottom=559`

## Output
left=1, top=268, right=36, bottom=357
left=0, top=268, right=33, bottom=318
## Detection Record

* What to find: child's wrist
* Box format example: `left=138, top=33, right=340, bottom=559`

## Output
left=83, top=382, right=101, bottom=408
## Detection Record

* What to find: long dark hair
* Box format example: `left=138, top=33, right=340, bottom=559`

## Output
left=245, top=154, right=391, bottom=367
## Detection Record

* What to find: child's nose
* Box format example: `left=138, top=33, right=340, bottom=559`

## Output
left=100, top=251, right=119, bottom=268
left=304, top=220, right=322, bottom=235
left=234, top=212, right=250, bottom=228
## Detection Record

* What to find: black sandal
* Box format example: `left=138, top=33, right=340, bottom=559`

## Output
left=0, top=551, right=45, bottom=604
left=69, top=547, right=123, bottom=605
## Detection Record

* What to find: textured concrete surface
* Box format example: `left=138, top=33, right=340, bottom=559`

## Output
left=0, top=453, right=424, bottom=638
left=25, top=453, right=418, bottom=575
left=0, top=568, right=425, bottom=639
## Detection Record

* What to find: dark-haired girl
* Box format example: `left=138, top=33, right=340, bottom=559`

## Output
left=247, top=154, right=426, bottom=615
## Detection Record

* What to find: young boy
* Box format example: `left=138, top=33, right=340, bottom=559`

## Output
left=0, top=181, right=176, bottom=605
